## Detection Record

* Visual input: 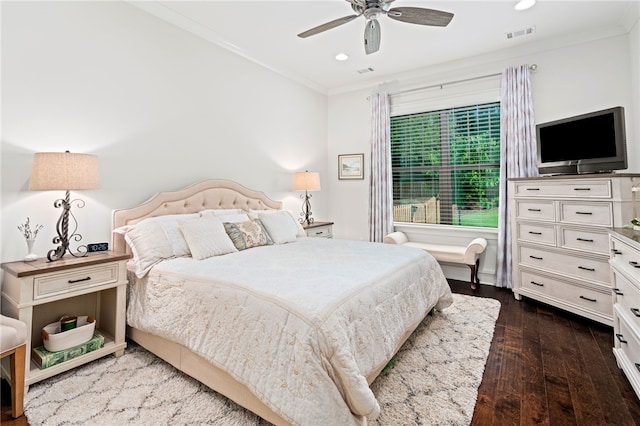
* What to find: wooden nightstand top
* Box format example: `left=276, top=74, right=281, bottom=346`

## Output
left=1, top=251, right=131, bottom=278
left=302, top=221, right=334, bottom=229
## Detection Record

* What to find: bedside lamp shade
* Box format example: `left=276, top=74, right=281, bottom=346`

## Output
left=29, top=151, right=100, bottom=261
left=29, top=152, right=100, bottom=191
left=293, top=171, right=321, bottom=192
left=293, top=171, right=320, bottom=225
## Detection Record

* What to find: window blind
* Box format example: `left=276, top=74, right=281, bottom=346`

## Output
left=390, top=102, right=501, bottom=227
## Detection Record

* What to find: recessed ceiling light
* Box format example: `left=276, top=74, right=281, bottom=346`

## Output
left=335, top=53, right=349, bottom=61
left=514, top=0, right=536, bottom=11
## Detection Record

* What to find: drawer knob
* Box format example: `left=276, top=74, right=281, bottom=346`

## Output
left=580, top=295, right=597, bottom=303
left=629, top=261, right=640, bottom=269
left=68, top=276, right=91, bottom=284
left=631, top=308, right=640, bottom=318
left=613, top=288, right=624, bottom=296
left=616, top=333, right=628, bottom=344
left=530, top=281, right=544, bottom=287
left=576, top=238, right=594, bottom=243
left=578, top=266, right=595, bottom=272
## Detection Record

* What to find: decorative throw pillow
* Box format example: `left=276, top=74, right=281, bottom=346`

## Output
left=113, top=222, right=174, bottom=278
left=137, top=213, right=200, bottom=258
left=223, top=219, right=273, bottom=250
left=179, top=216, right=237, bottom=260
left=258, top=211, right=299, bottom=244
left=249, top=209, right=306, bottom=237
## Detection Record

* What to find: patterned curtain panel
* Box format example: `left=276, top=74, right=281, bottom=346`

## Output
left=369, top=92, right=393, bottom=242
left=496, top=65, right=539, bottom=288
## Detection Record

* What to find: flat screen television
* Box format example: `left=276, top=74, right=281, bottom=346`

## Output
left=536, top=106, right=627, bottom=175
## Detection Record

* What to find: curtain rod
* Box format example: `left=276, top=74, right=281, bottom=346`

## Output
left=390, top=64, right=538, bottom=97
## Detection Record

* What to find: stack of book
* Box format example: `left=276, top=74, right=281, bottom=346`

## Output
left=32, top=333, right=104, bottom=369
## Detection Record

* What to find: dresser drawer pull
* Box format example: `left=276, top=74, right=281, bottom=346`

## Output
left=528, top=231, right=542, bottom=235
left=576, top=238, right=594, bottom=242
left=636, top=363, right=640, bottom=374
left=575, top=211, right=593, bottom=215
left=527, top=208, right=541, bottom=212
left=613, top=288, right=624, bottom=296
left=629, top=261, right=640, bottom=269
left=580, top=295, right=597, bottom=303
left=631, top=308, right=640, bottom=318
left=612, top=249, right=622, bottom=255
left=529, top=255, right=543, bottom=260
left=578, top=266, right=595, bottom=272
left=315, top=231, right=324, bottom=235
left=530, top=281, right=544, bottom=287
left=616, top=334, right=628, bottom=344
left=526, top=188, right=540, bottom=191
left=573, top=188, right=592, bottom=191
left=68, top=276, right=91, bottom=284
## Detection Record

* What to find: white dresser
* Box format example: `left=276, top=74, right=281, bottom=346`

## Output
left=509, top=174, right=639, bottom=325
left=610, top=228, right=640, bottom=399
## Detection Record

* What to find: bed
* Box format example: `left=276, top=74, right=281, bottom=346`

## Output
left=111, top=179, right=453, bottom=425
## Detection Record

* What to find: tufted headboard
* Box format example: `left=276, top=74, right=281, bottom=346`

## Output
left=111, top=179, right=282, bottom=253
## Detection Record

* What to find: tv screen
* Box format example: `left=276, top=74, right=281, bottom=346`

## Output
left=536, top=106, right=627, bottom=175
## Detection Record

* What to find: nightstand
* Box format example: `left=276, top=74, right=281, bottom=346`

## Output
left=303, top=221, right=334, bottom=238
left=1, top=251, right=130, bottom=387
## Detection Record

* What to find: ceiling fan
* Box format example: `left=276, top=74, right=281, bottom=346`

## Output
left=297, top=0, right=454, bottom=55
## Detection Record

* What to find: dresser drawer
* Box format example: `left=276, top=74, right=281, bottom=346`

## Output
left=614, top=310, right=640, bottom=372
left=558, top=227, right=610, bottom=255
left=34, top=263, right=121, bottom=300
left=519, top=246, right=610, bottom=285
left=516, top=222, right=556, bottom=245
left=513, top=179, right=612, bottom=198
left=515, top=200, right=555, bottom=221
left=559, top=202, right=613, bottom=227
left=521, top=270, right=612, bottom=317
left=613, top=270, right=640, bottom=331
left=611, top=236, right=640, bottom=277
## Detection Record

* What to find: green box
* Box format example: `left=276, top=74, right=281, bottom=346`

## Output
left=32, top=333, right=105, bottom=369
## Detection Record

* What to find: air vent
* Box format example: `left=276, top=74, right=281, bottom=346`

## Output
left=506, top=26, right=536, bottom=39
left=357, top=67, right=375, bottom=74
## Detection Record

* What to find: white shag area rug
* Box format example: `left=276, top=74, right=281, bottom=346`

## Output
left=24, top=293, right=500, bottom=425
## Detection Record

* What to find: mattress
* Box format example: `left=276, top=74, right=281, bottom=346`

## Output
left=127, top=237, right=453, bottom=425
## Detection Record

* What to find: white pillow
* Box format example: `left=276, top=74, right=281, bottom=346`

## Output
left=258, top=211, right=299, bottom=244
left=113, top=222, right=174, bottom=278
left=137, top=214, right=199, bottom=258
left=249, top=209, right=306, bottom=237
left=199, top=208, right=244, bottom=216
left=179, top=216, right=237, bottom=260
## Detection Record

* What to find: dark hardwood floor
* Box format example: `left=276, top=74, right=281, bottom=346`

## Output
left=2, top=280, right=639, bottom=425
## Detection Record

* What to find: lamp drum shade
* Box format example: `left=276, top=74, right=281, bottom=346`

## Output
left=29, top=152, right=100, bottom=191
left=293, top=171, right=321, bottom=192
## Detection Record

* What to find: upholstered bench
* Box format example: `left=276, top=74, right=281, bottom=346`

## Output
left=1, top=315, right=27, bottom=418
left=384, top=231, right=487, bottom=289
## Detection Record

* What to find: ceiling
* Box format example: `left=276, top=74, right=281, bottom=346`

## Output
left=131, top=1, right=639, bottom=94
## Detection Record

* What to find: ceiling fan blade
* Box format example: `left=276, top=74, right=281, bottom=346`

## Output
left=387, top=7, right=454, bottom=27
left=364, top=19, right=381, bottom=55
left=297, top=14, right=359, bottom=38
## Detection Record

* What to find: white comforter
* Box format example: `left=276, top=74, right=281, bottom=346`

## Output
left=127, top=237, right=452, bottom=425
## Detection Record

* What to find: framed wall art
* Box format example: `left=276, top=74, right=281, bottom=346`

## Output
left=338, top=154, right=364, bottom=180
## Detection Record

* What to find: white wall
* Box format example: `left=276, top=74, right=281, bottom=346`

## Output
left=1, top=1, right=328, bottom=263
left=327, top=30, right=640, bottom=284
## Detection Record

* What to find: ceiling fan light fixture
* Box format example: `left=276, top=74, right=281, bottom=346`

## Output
left=514, top=0, right=536, bottom=11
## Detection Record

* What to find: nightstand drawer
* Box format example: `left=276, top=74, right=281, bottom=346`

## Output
left=34, top=263, right=120, bottom=300
left=307, top=227, right=332, bottom=238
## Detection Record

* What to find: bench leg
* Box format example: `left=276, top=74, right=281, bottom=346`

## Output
left=468, top=258, right=480, bottom=290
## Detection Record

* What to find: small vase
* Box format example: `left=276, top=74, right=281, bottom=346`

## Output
left=24, top=238, right=38, bottom=262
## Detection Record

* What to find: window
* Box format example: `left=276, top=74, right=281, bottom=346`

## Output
left=390, top=102, right=500, bottom=228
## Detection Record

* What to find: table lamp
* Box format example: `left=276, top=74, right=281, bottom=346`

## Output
left=293, top=171, right=321, bottom=225
left=29, top=151, right=100, bottom=261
